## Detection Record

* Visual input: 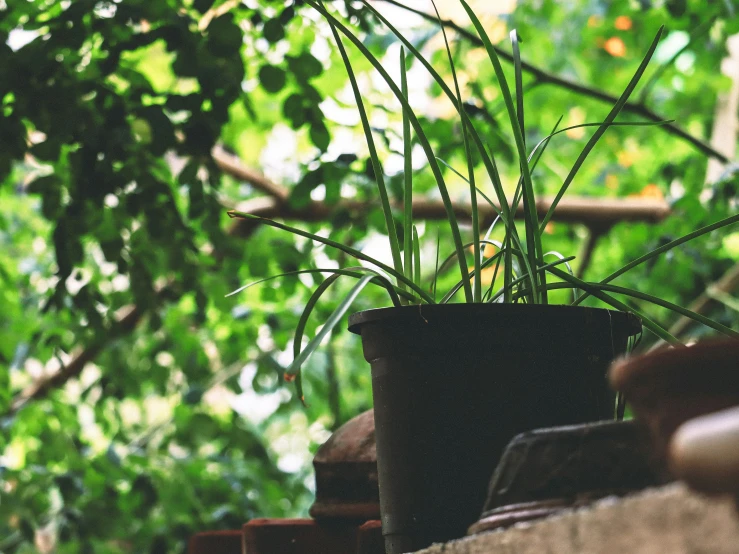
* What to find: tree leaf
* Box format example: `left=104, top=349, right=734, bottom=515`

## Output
left=258, top=65, right=287, bottom=93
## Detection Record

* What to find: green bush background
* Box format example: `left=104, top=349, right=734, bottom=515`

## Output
left=1, top=0, right=737, bottom=552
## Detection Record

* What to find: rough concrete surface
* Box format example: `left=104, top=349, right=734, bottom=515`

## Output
left=413, top=484, right=739, bottom=554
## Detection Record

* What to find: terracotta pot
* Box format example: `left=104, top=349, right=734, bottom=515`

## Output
left=309, top=409, right=380, bottom=522
left=609, top=338, right=739, bottom=468
left=670, top=405, right=739, bottom=503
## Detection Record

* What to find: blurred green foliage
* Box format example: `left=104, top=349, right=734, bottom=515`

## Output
left=0, top=0, right=737, bottom=552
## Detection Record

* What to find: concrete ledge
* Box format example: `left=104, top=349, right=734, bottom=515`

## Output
left=414, top=484, right=739, bottom=554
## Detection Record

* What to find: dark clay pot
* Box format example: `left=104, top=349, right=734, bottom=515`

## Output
left=468, top=419, right=668, bottom=535
left=349, top=304, right=641, bottom=554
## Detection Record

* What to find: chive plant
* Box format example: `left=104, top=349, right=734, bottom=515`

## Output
left=228, top=1, right=739, bottom=399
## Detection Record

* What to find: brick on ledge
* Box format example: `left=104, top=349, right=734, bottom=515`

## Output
left=188, top=530, right=243, bottom=554
left=242, top=517, right=384, bottom=554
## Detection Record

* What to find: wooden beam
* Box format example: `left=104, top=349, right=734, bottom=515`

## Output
left=228, top=195, right=671, bottom=236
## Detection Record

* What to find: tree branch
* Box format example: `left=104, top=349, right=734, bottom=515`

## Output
left=212, top=145, right=290, bottom=202
left=376, top=0, right=730, bottom=163
left=8, top=304, right=145, bottom=415
left=4, top=206, right=272, bottom=417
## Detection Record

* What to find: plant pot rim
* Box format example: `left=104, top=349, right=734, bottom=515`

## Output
left=348, top=303, right=642, bottom=336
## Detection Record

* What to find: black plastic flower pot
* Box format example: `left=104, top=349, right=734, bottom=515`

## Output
left=348, top=304, right=641, bottom=554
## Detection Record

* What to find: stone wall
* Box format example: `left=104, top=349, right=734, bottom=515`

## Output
left=414, top=484, right=739, bottom=554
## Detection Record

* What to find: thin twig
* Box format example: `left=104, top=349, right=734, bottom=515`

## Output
left=325, top=341, right=342, bottom=431
left=125, top=360, right=247, bottom=452
left=576, top=228, right=606, bottom=280
left=669, top=262, right=739, bottom=338
left=375, top=0, right=729, bottom=163
left=637, top=16, right=716, bottom=104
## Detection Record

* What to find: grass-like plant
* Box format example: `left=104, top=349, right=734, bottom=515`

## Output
left=228, top=1, right=739, bottom=400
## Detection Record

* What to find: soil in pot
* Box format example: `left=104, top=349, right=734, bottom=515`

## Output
left=349, top=303, right=641, bottom=554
